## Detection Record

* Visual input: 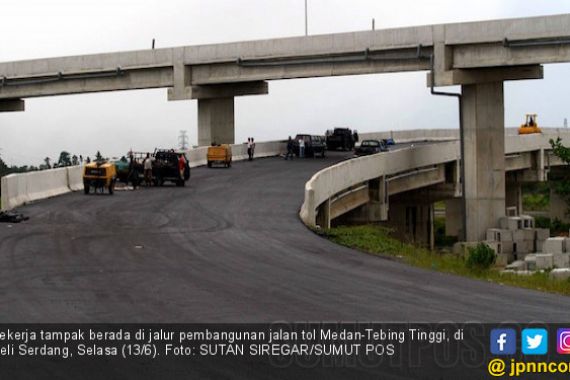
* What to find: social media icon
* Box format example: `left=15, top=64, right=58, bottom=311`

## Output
left=522, top=329, right=548, bottom=355
left=557, top=329, right=570, bottom=354
left=490, top=329, right=516, bottom=355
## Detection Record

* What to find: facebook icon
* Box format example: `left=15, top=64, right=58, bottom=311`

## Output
left=490, top=328, right=516, bottom=355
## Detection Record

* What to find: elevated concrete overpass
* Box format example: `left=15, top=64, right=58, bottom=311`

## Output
left=301, top=129, right=569, bottom=248
left=2, top=13, right=570, bottom=241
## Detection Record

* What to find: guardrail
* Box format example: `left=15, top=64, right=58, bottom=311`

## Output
left=1, top=140, right=286, bottom=211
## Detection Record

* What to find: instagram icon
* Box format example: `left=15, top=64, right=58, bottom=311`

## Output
left=557, top=329, right=570, bottom=354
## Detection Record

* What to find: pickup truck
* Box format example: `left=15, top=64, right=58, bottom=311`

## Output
left=293, top=134, right=326, bottom=158
left=116, top=149, right=190, bottom=187
left=326, top=128, right=357, bottom=151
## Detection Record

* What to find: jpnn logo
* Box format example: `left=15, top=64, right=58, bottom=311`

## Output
left=522, top=328, right=548, bottom=355
left=490, top=329, right=516, bottom=355
left=557, top=328, right=570, bottom=354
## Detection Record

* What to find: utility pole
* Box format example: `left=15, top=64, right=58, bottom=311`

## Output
left=305, top=0, right=308, bottom=36
left=565, top=117, right=568, bottom=129
left=178, top=130, right=189, bottom=150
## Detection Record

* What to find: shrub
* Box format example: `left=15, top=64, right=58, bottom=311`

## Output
left=466, top=243, right=496, bottom=270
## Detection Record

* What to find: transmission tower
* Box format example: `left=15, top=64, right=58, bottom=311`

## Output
left=178, top=130, right=189, bottom=150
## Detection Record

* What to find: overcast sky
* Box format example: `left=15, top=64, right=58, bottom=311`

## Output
left=1, top=0, right=570, bottom=165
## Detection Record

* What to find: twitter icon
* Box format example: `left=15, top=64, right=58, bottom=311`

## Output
left=522, top=328, right=548, bottom=355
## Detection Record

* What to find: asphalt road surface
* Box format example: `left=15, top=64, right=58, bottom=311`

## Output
left=0, top=150, right=569, bottom=322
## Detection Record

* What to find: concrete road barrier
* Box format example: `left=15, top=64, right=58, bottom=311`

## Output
left=359, top=129, right=459, bottom=143
left=67, top=166, right=84, bottom=191
left=1, top=167, right=71, bottom=211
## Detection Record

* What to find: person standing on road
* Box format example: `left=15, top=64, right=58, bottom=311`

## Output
left=143, top=153, right=153, bottom=187
left=128, top=153, right=139, bottom=189
left=285, top=136, right=294, bottom=160
left=251, top=137, right=256, bottom=161
left=178, top=154, right=187, bottom=181
left=247, top=138, right=252, bottom=161
left=299, top=137, right=305, bottom=158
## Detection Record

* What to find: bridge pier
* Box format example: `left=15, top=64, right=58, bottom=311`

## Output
left=168, top=79, right=268, bottom=146
left=198, top=97, right=235, bottom=146
left=461, top=81, right=506, bottom=241
left=385, top=203, right=434, bottom=249
left=445, top=199, right=462, bottom=238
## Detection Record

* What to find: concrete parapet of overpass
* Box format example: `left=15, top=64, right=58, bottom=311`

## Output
left=300, top=129, right=570, bottom=245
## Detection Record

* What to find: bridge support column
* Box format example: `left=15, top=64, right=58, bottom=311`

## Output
left=445, top=199, right=462, bottom=238
left=198, top=97, right=235, bottom=146
left=506, top=181, right=523, bottom=216
left=461, top=81, right=505, bottom=241
left=316, top=199, right=331, bottom=229
left=550, top=187, right=569, bottom=223
left=386, top=203, right=434, bottom=249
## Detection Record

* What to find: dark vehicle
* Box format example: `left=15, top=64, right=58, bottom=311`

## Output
left=354, top=139, right=388, bottom=157
left=293, top=134, right=326, bottom=158
left=326, top=128, right=358, bottom=151
left=119, top=149, right=190, bottom=187
left=383, top=138, right=396, bottom=146
left=152, top=149, right=190, bottom=187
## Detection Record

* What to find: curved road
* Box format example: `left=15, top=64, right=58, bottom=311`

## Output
left=0, top=152, right=569, bottom=322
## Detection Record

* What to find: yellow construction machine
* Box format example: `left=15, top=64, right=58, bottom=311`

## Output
left=518, top=113, right=541, bottom=135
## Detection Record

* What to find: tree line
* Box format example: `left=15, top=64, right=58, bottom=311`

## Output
left=0, top=151, right=87, bottom=178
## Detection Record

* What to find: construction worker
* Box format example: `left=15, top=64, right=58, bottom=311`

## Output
left=285, top=136, right=294, bottom=160
left=143, top=153, right=153, bottom=186
left=178, top=154, right=187, bottom=180
left=299, top=137, right=305, bottom=158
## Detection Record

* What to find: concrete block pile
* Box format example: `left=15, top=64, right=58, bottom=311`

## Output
left=485, top=215, right=549, bottom=265
left=455, top=215, right=570, bottom=280
left=487, top=217, right=570, bottom=280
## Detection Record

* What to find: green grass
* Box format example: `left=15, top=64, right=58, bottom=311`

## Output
left=434, top=216, right=457, bottom=247
left=322, top=225, right=570, bottom=296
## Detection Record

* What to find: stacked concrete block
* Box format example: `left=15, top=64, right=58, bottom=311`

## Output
left=543, top=237, right=566, bottom=254
left=524, top=254, right=537, bottom=271
left=540, top=237, right=570, bottom=270
left=505, top=260, right=526, bottom=272
left=550, top=268, right=570, bottom=280
left=486, top=229, right=514, bottom=254
left=520, top=215, right=535, bottom=229
left=512, top=229, right=535, bottom=255
left=515, top=252, right=530, bottom=261
left=487, top=215, right=551, bottom=267
left=535, top=254, right=554, bottom=270
left=535, top=228, right=549, bottom=252
left=496, top=253, right=514, bottom=267
left=553, top=253, right=570, bottom=269
left=499, top=217, right=522, bottom=231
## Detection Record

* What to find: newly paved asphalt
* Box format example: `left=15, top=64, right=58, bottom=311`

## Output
left=0, top=151, right=569, bottom=322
